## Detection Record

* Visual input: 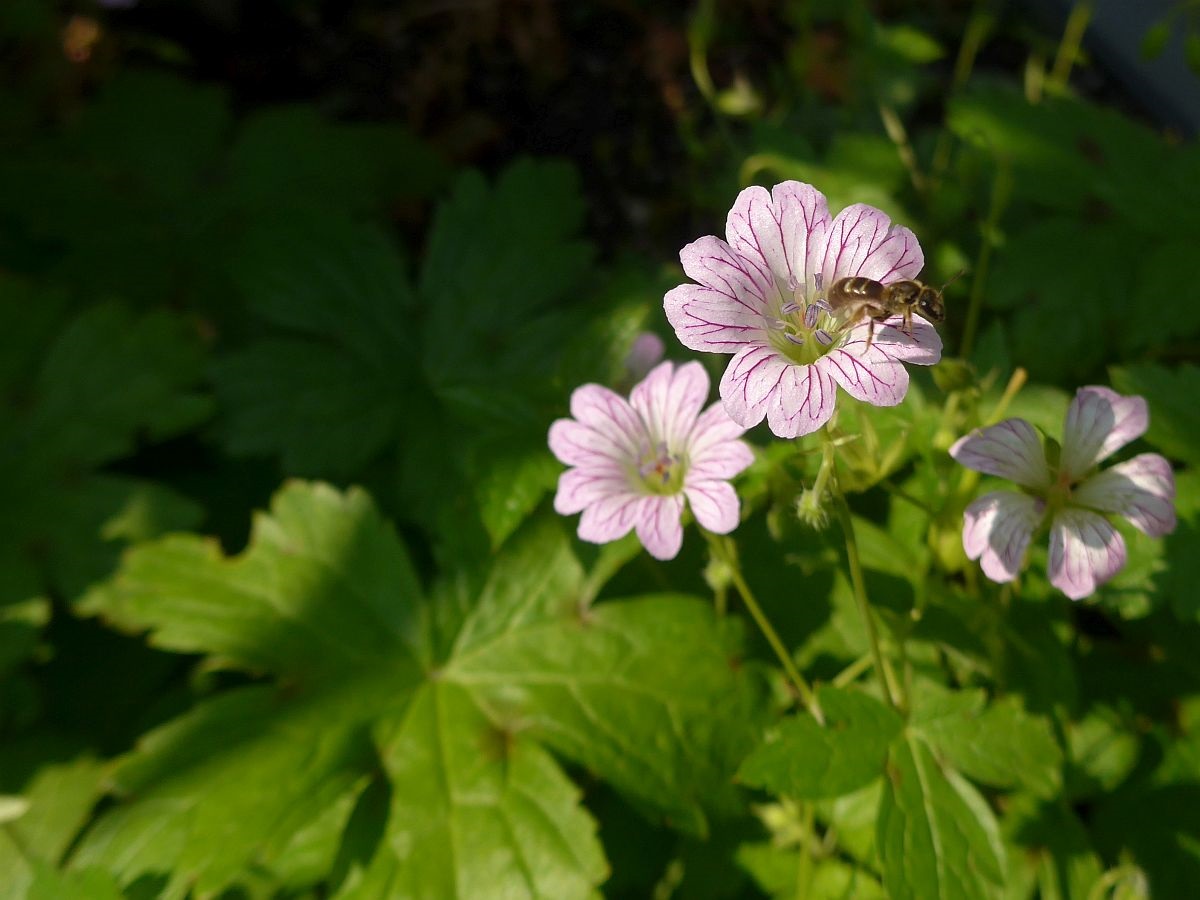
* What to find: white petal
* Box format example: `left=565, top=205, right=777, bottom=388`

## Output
left=553, top=467, right=628, bottom=515
left=577, top=491, right=643, bottom=545
left=821, top=203, right=924, bottom=284
left=718, top=345, right=791, bottom=430
left=818, top=343, right=909, bottom=407
left=566, top=384, right=644, bottom=457
left=634, top=494, right=686, bottom=560
left=687, top=403, right=754, bottom=480
left=856, top=314, right=943, bottom=365
left=962, top=491, right=1044, bottom=583
left=1060, top=386, right=1148, bottom=479
left=684, top=480, right=741, bottom=534
left=765, top=360, right=838, bottom=439
left=950, top=420, right=1052, bottom=489
left=1072, top=453, right=1177, bottom=537
left=725, top=182, right=831, bottom=289
left=630, top=361, right=709, bottom=450
left=1048, top=508, right=1127, bottom=601
left=665, top=236, right=775, bottom=353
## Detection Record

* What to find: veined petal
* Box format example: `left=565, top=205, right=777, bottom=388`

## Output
left=821, top=203, right=924, bottom=284
left=950, top=419, right=1052, bottom=489
left=725, top=182, right=831, bottom=289
left=634, top=494, right=686, bottom=560
left=962, top=491, right=1044, bottom=583
left=688, top=401, right=749, bottom=456
left=766, top=360, right=838, bottom=438
left=859, top=315, right=943, bottom=365
left=818, top=343, right=908, bottom=407
left=688, top=420, right=755, bottom=480
left=548, top=419, right=635, bottom=469
left=718, top=345, right=791, bottom=429
left=567, top=384, right=645, bottom=456
left=1048, top=508, right=1127, bottom=601
left=553, top=467, right=629, bottom=515
left=578, top=491, right=644, bottom=544
left=684, top=480, right=740, bottom=534
left=1060, top=386, right=1149, bottom=479
left=1073, top=453, right=1177, bottom=537
left=630, top=361, right=709, bottom=450
left=663, top=282, right=770, bottom=353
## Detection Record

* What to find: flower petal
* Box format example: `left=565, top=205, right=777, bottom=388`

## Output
left=665, top=236, right=775, bottom=353
left=766, top=360, right=838, bottom=438
left=566, top=384, right=644, bottom=454
left=950, top=419, right=1052, bottom=489
left=630, top=361, right=709, bottom=450
left=685, top=480, right=740, bottom=534
left=1072, top=453, right=1177, bottom=537
left=962, top=491, right=1044, bottom=583
left=1048, top=508, right=1127, bottom=601
left=821, top=203, right=924, bottom=284
left=553, top=466, right=629, bottom=515
left=577, top=491, right=644, bottom=545
left=688, top=403, right=754, bottom=479
left=624, top=332, right=664, bottom=381
left=725, top=182, right=831, bottom=289
left=718, top=345, right=791, bottom=429
left=634, top=494, right=686, bottom=560
left=818, top=343, right=909, bottom=407
left=858, top=315, right=943, bottom=365
left=1060, top=386, right=1149, bottom=479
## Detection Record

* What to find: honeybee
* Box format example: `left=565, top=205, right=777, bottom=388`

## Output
left=825, top=276, right=948, bottom=348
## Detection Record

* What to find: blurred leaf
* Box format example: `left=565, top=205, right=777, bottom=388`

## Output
left=1162, top=471, right=1200, bottom=622
left=25, top=865, right=124, bottom=900
left=0, top=598, right=48, bottom=678
left=420, top=158, right=592, bottom=404
left=1141, top=22, right=1171, bottom=60
left=877, top=734, right=1006, bottom=900
left=739, top=686, right=902, bottom=799
left=1003, top=794, right=1104, bottom=900
left=738, top=842, right=886, bottom=899
left=1187, top=33, right=1200, bottom=76
left=914, top=691, right=1062, bottom=798
left=77, top=484, right=757, bottom=894
left=212, top=216, right=418, bottom=477
left=1110, top=364, right=1200, bottom=466
left=469, top=445, right=560, bottom=549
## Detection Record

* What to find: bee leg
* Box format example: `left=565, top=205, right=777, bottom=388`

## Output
left=864, top=317, right=877, bottom=350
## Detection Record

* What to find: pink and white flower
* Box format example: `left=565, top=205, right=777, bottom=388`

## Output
left=548, top=361, right=753, bottom=560
left=664, top=181, right=942, bottom=439
left=951, top=386, right=1176, bottom=600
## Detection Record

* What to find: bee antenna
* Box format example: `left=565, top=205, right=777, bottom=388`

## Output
left=940, top=269, right=966, bottom=291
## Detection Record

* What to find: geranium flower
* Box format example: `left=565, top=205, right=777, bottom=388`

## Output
left=548, top=360, right=753, bottom=560
left=951, top=386, right=1176, bottom=600
left=664, top=181, right=942, bottom=438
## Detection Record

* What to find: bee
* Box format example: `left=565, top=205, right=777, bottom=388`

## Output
left=825, top=276, right=950, bottom=348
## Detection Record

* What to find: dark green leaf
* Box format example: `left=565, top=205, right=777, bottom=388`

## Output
left=1110, top=364, right=1200, bottom=466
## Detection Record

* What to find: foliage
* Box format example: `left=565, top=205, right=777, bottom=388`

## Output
left=2, top=2, right=1198, bottom=898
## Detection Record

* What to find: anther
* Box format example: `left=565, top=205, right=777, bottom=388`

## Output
left=784, top=332, right=805, bottom=345
left=814, top=329, right=833, bottom=346
left=803, top=304, right=820, bottom=329
left=781, top=301, right=801, bottom=315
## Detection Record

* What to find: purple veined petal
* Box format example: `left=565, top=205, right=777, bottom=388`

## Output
left=634, top=494, right=686, bottom=560
left=765, top=361, right=838, bottom=438
left=718, top=345, right=791, bottom=429
left=553, top=466, right=631, bottom=515
left=548, top=418, right=638, bottom=469
left=1047, top=507, right=1128, bottom=601
left=817, top=343, right=908, bottom=408
left=856, top=314, right=943, bottom=365
left=630, top=361, right=709, bottom=450
left=950, top=419, right=1052, bottom=489
left=821, top=203, right=925, bottom=284
left=962, top=491, right=1044, bottom=583
left=679, top=235, right=777, bottom=311
left=663, top=281, right=771, bottom=354
left=725, top=182, right=832, bottom=290
left=566, top=384, right=646, bottom=457
left=684, top=479, right=741, bottom=534
left=1060, top=386, right=1149, bottom=480
left=1072, top=453, right=1177, bottom=537
left=688, top=404, right=755, bottom=479
left=578, top=491, right=644, bottom=545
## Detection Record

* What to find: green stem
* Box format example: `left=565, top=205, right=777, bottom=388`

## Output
left=702, top=530, right=824, bottom=724
left=958, top=155, right=1012, bottom=360
left=1049, top=1, right=1093, bottom=90
left=796, top=802, right=815, bottom=900
left=831, top=492, right=902, bottom=710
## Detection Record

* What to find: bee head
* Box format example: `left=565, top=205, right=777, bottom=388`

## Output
left=887, top=281, right=923, bottom=305
left=917, top=286, right=945, bottom=322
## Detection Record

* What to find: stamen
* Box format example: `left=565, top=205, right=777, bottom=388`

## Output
left=803, top=304, right=820, bottom=329
left=786, top=274, right=800, bottom=292
left=813, top=272, right=824, bottom=291
left=814, top=298, right=832, bottom=314
left=781, top=301, right=801, bottom=315
left=814, top=329, right=833, bottom=346
left=772, top=319, right=790, bottom=331
left=784, top=332, right=804, bottom=345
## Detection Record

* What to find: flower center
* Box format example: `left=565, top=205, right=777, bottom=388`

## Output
left=636, top=441, right=685, bottom=494
left=766, top=273, right=856, bottom=364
